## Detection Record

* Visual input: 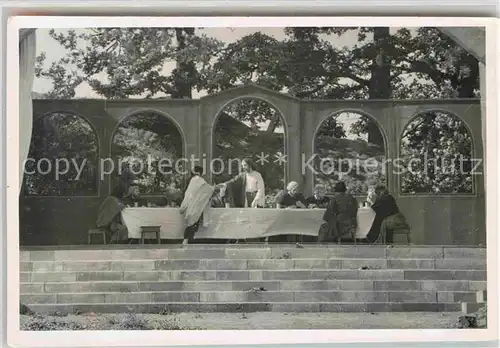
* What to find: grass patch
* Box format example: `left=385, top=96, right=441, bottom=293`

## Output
left=20, top=313, right=200, bottom=331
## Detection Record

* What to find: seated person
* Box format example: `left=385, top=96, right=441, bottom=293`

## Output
left=365, top=186, right=377, bottom=207
left=96, top=185, right=129, bottom=243
left=365, top=185, right=410, bottom=244
left=306, top=184, right=330, bottom=208
left=157, top=197, right=169, bottom=207
left=319, top=181, right=358, bottom=243
left=122, top=184, right=146, bottom=207
left=275, top=181, right=308, bottom=209
left=210, top=185, right=228, bottom=208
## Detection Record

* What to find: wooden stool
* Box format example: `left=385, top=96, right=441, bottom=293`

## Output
left=338, top=229, right=357, bottom=245
left=393, top=227, right=411, bottom=244
left=383, top=227, right=411, bottom=245
left=88, top=228, right=106, bottom=244
left=140, top=226, right=161, bottom=244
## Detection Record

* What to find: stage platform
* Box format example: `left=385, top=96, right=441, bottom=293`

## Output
left=19, top=244, right=487, bottom=314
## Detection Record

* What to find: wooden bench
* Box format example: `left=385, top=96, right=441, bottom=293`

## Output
left=140, top=226, right=161, bottom=244
left=88, top=228, right=107, bottom=244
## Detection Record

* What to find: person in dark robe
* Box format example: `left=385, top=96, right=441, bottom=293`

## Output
left=365, top=185, right=410, bottom=244
left=221, top=159, right=265, bottom=208
left=319, top=181, right=358, bottom=243
left=306, top=184, right=330, bottom=208
left=157, top=197, right=169, bottom=207
left=276, top=181, right=308, bottom=209
left=122, top=184, right=146, bottom=207
left=96, top=185, right=129, bottom=243
left=210, top=185, right=228, bottom=208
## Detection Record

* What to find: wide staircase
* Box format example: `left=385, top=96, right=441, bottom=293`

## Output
left=20, top=245, right=486, bottom=314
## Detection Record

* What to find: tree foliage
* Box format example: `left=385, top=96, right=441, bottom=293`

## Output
left=212, top=100, right=285, bottom=194
left=400, top=111, right=474, bottom=194
left=111, top=112, right=184, bottom=198
left=314, top=113, right=386, bottom=195
left=24, top=112, right=98, bottom=196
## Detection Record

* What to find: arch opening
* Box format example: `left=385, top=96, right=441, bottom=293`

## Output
left=23, top=111, right=99, bottom=196
left=110, top=111, right=185, bottom=203
left=399, top=110, right=474, bottom=194
left=313, top=111, right=387, bottom=195
left=212, top=98, right=286, bottom=207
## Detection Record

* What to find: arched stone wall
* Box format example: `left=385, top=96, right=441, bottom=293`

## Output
left=200, top=85, right=301, bottom=186
left=22, top=86, right=483, bottom=246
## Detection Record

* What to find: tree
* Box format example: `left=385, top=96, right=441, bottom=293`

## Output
left=400, top=111, right=473, bottom=194
left=111, top=112, right=184, bottom=197
left=24, top=112, right=99, bottom=196
left=212, top=100, right=285, bottom=195
left=36, top=28, right=223, bottom=99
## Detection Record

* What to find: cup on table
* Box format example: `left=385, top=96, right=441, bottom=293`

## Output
left=225, top=203, right=230, bottom=208
left=134, top=202, right=139, bottom=207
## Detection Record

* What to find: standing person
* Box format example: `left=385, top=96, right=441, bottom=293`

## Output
left=306, top=184, right=330, bottom=208
left=222, top=158, right=265, bottom=208
left=365, top=185, right=409, bottom=244
left=319, top=181, right=358, bottom=243
left=179, top=166, right=215, bottom=245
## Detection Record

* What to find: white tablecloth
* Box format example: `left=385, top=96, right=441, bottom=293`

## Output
left=121, top=207, right=376, bottom=240
left=121, top=208, right=185, bottom=239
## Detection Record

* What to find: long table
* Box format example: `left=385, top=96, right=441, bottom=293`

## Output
left=121, top=207, right=376, bottom=240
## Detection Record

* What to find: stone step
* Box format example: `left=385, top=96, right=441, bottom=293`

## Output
left=21, top=280, right=487, bottom=294
left=21, top=301, right=463, bottom=314
left=20, top=246, right=486, bottom=262
left=461, top=302, right=485, bottom=314
left=20, top=290, right=480, bottom=304
left=476, top=290, right=487, bottom=303
left=19, top=258, right=486, bottom=272
left=20, top=269, right=487, bottom=283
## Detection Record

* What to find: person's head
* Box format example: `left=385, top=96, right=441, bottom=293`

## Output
left=313, top=184, right=326, bottom=198
left=374, top=185, right=389, bottom=198
left=286, top=181, right=300, bottom=196
left=192, top=166, right=204, bottom=176
left=213, top=185, right=221, bottom=197
left=241, top=158, right=255, bottom=173
left=333, top=181, right=347, bottom=193
left=111, top=185, right=126, bottom=200
left=158, top=197, right=169, bottom=207
left=127, top=184, right=140, bottom=198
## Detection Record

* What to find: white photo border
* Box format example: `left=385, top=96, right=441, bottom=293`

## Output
left=5, top=15, right=499, bottom=347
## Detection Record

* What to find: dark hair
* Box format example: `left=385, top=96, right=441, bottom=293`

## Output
left=111, top=185, right=126, bottom=199
left=242, top=158, right=255, bottom=171
left=374, top=185, right=389, bottom=197
left=192, top=166, right=204, bottom=176
left=333, top=181, right=347, bottom=193
left=158, top=197, right=169, bottom=207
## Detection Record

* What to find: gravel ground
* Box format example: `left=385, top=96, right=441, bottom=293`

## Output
left=20, top=312, right=462, bottom=330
